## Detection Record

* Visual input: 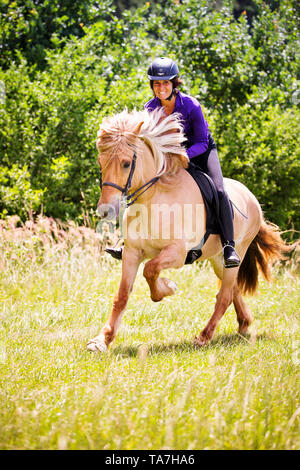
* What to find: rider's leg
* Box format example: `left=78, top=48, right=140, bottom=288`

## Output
left=198, top=148, right=240, bottom=268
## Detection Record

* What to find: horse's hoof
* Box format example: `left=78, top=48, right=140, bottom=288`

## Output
left=238, top=327, right=249, bottom=336
left=193, top=335, right=209, bottom=347
left=87, top=336, right=108, bottom=353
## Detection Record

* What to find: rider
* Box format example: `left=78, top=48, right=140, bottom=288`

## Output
left=106, top=57, right=240, bottom=268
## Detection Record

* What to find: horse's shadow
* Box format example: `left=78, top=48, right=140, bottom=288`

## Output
left=112, top=332, right=272, bottom=358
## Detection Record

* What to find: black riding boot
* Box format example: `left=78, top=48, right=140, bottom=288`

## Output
left=218, top=192, right=240, bottom=268
left=105, top=246, right=123, bottom=260
left=223, top=241, right=240, bottom=268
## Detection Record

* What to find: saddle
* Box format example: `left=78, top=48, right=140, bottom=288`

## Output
left=184, top=162, right=225, bottom=264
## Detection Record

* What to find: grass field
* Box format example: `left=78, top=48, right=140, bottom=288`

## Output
left=0, top=218, right=299, bottom=450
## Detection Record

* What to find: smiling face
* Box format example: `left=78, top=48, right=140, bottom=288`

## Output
left=152, top=80, right=173, bottom=101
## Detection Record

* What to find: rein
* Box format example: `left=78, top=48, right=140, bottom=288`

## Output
left=99, top=152, right=160, bottom=207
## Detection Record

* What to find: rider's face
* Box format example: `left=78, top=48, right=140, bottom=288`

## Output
left=153, top=80, right=173, bottom=100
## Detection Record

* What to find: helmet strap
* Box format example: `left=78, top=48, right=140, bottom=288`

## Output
left=166, top=89, right=174, bottom=101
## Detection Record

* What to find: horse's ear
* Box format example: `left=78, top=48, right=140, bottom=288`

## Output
left=133, top=121, right=144, bottom=135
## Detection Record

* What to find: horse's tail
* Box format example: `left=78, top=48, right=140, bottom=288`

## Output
left=237, top=220, right=292, bottom=295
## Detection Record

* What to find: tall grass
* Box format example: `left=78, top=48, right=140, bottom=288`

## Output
left=0, top=217, right=299, bottom=449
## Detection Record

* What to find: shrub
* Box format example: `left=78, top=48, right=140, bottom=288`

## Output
left=217, top=97, right=300, bottom=230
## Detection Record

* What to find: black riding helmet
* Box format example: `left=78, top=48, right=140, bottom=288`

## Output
left=147, top=57, right=179, bottom=81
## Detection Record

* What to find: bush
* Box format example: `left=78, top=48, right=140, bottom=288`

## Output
left=217, top=96, right=300, bottom=230
left=0, top=164, right=45, bottom=218
left=0, top=0, right=114, bottom=70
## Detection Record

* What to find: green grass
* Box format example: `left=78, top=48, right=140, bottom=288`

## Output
left=0, top=240, right=299, bottom=450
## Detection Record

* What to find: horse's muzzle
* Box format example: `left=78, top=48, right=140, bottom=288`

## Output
left=97, top=202, right=119, bottom=219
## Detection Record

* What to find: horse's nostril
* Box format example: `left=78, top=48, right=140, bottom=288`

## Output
left=97, top=204, right=116, bottom=220
left=97, top=206, right=107, bottom=218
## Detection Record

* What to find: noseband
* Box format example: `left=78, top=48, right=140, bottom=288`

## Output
left=99, top=152, right=160, bottom=207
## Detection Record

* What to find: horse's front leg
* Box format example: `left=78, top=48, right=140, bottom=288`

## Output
left=87, top=248, right=141, bottom=352
left=143, top=241, right=186, bottom=302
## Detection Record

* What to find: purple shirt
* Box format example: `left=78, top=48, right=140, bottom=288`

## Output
left=144, top=91, right=209, bottom=159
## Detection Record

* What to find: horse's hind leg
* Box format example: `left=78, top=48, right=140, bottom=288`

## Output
left=194, top=259, right=237, bottom=346
left=209, top=255, right=254, bottom=334
left=212, top=240, right=254, bottom=335
left=194, top=244, right=254, bottom=346
left=143, top=242, right=186, bottom=302
left=233, top=285, right=253, bottom=335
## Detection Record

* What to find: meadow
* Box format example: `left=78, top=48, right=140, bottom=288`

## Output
left=0, top=217, right=299, bottom=450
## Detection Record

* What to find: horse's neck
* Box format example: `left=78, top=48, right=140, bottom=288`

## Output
left=134, top=167, right=184, bottom=206
left=134, top=143, right=188, bottom=204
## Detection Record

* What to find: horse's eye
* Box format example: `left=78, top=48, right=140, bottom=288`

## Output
left=123, top=161, right=131, bottom=169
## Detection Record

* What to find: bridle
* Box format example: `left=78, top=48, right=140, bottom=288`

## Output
left=99, top=151, right=160, bottom=207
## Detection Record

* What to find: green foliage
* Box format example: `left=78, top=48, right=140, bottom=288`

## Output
left=0, top=0, right=299, bottom=231
left=0, top=164, right=45, bottom=218
left=0, top=7, right=153, bottom=221
left=218, top=98, right=300, bottom=229
left=0, top=0, right=114, bottom=69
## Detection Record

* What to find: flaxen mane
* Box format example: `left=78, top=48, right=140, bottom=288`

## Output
left=96, top=108, right=189, bottom=185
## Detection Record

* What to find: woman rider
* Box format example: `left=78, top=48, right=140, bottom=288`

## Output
left=106, top=57, right=240, bottom=268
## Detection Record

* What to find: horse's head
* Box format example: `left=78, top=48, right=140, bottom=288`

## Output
left=95, top=108, right=188, bottom=219
left=96, top=118, right=147, bottom=218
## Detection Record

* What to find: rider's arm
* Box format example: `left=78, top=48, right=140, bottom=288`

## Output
left=186, top=101, right=209, bottom=159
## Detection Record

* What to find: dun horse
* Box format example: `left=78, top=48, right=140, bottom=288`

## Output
left=87, top=108, right=288, bottom=352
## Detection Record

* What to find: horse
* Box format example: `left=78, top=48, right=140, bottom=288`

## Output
left=87, top=108, right=289, bottom=352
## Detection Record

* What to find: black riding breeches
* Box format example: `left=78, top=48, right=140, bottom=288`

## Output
left=190, top=148, right=234, bottom=244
